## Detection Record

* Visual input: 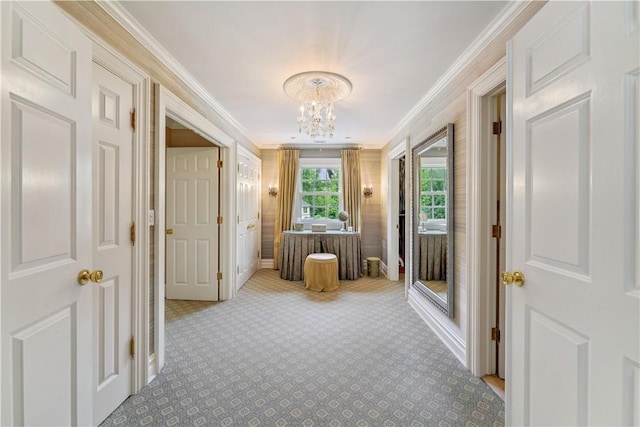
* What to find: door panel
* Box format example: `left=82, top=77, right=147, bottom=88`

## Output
left=508, top=1, right=640, bottom=425
left=1, top=2, right=93, bottom=425
left=527, top=94, right=590, bottom=276
left=13, top=307, right=75, bottom=426
left=92, top=62, right=133, bottom=424
left=166, top=147, right=219, bottom=301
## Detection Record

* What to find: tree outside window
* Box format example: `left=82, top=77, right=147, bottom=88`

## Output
left=300, top=167, right=341, bottom=220
left=420, top=167, right=447, bottom=220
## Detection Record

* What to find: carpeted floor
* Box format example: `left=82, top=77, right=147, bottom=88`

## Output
left=101, top=269, right=504, bottom=426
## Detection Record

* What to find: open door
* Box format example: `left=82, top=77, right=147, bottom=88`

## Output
left=166, top=147, right=220, bottom=301
left=236, top=147, right=261, bottom=290
left=507, top=1, right=639, bottom=425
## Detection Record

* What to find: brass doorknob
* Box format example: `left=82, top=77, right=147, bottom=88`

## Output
left=90, top=270, right=103, bottom=283
left=166, top=228, right=174, bottom=235
left=78, top=269, right=91, bottom=285
left=78, top=269, right=104, bottom=285
left=502, top=270, right=525, bottom=287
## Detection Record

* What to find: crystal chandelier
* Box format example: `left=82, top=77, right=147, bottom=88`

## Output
left=283, top=71, right=352, bottom=139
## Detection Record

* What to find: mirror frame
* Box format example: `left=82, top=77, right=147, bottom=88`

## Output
left=412, top=123, right=454, bottom=318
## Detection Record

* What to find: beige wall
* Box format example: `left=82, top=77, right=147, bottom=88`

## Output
left=261, top=149, right=382, bottom=262
left=379, top=2, right=544, bottom=342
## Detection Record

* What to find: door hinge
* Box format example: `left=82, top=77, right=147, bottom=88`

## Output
left=492, top=224, right=501, bottom=239
left=491, top=327, right=501, bottom=342
left=217, top=216, right=223, bottom=224
left=130, top=109, right=136, bottom=132
left=130, top=222, right=136, bottom=245
left=217, top=272, right=223, bottom=280
left=492, top=121, right=502, bottom=135
left=237, top=215, right=240, bottom=224
left=257, top=212, right=260, bottom=220
left=258, top=249, right=260, bottom=258
left=237, top=265, right=240, bottom=274
left=217, top=160, right=223, bottom=169
left=129, top=336, right=135, bottom=358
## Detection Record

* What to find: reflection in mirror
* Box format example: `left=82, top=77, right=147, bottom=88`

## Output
left=412, top=124, right=454, bottom=317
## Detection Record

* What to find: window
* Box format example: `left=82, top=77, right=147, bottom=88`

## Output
left=420, top=166, right=447, bottom=221
left=295, top=158, right=342, bottom=225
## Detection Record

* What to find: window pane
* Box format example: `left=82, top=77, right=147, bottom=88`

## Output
left=299, top=166, right=341, bottom=221
left=432, top=180, right=445, bottom=191
left=302, top=168, right=318, bottom=180
left=431, top=168, right=445, bottom=179
left=434, top=195, right=446, bottom=206
left=433, top=208, right=446, bottom=219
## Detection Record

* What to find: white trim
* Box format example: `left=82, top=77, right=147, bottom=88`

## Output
left=95, top=1, right=254, bottom=148
left=154, top=84, right=236, bottom=372
left=386, top=138, right=408, bottom=282
left=408, top=288, right=466, bottom=364
left=147, top=353, right=157, bottom=383
left=384, top=1, right=531, bottom=147
left=466, top=57, right=506, bottom=376
left=380, top=261, right=388, bottom=278
left=261, top=259, right=274, bottom=269
left=92, top=42, right=151, bottom=392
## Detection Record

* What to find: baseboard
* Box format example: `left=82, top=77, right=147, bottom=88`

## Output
left=407, top=288, right=466, bottom=365
left=148, top=353, right=158, bottom=383
left=261, top=259, right=274, bottom=269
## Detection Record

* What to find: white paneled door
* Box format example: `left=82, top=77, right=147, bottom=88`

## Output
left=0, top=1, right=93, bottom=425
left=92, top=62, right=134, bottom=425
left=166, top=147, right=219, bottom=301
left=236, top=150, right=261, bottom=290
left=508, top=1, right=639, bottom=425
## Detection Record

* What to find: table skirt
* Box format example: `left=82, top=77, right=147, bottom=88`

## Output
left=279, top=232, right=362, bottom=280
left=419, top=233, right=447, bottom=281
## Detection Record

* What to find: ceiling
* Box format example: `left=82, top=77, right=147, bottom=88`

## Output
left=117, top=1, right=508, bottom=149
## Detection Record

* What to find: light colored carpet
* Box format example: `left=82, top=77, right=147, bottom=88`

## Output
left=101, top=269, right=504, bottom=426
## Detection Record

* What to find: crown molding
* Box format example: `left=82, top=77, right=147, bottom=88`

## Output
left=384, top=0, right=532, bottom=146
left=96, top=0, right=255, bottom=146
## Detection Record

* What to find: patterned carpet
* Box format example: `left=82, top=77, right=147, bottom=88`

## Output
left=101, top=269, right=504, bottom=426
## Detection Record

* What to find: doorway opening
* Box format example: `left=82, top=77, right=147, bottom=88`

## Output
left=399, top=155, right=406, bottom=277
left=386, top=139, right=407, bottom=282
left=466, top=57, right=507, bottom=399
left=482, top=88, right=507, bottom=399
left=152, top=85, right=236, bottom=377
left=164, top=116, right=221, bottom=301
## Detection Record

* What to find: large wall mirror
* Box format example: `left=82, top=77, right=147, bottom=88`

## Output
left=412, top=124, right=454, bottom=317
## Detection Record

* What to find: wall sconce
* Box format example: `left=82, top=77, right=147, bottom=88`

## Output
left=268, top=185, right=278, bottom=198
left=363, top=185, right=373, bottom=198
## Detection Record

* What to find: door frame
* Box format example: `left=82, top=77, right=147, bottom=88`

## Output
left=154, top=84, right=236, bottom=373
left=92, top=41, right=150, bottom=393
left=385, top=138, right=408, bottom=283
left=466, top=57, right=506, bottom=376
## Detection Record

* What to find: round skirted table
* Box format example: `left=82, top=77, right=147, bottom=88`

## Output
left=303, top=253, right=339, bottom=292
